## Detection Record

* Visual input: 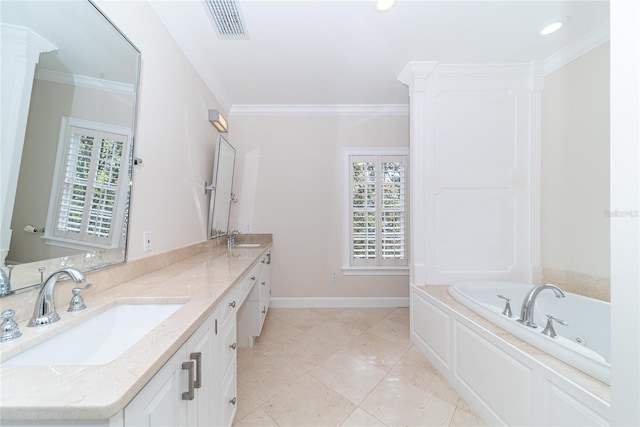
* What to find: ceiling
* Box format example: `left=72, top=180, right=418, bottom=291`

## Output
left=149, top=0, right=609, bottom=110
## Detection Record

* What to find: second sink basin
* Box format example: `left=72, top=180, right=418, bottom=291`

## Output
left=3, top=303, right=182, bottom=366
left=235, top=243, right=261, bottom=248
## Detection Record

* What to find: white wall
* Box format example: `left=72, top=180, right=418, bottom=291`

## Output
left=541, top=43, right=610, bottom=279
left=230, top=113, right=410, bottom=299
left=94, top=0, right=225, bottom=260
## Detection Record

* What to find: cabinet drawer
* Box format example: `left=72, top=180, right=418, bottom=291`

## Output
left=237, top=267, right=259, bottom=306
left=220, top=360, right=237, bottom=427
left=221, top=315, right=237, bottom=374
left=220, top=288, right=239, bottom=324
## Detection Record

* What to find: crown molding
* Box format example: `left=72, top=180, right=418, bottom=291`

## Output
left=35, top=68, right=135, bottom=96
left=229, top=104, right=409, bottom=116
left=543, top=20, right=610, bottom=76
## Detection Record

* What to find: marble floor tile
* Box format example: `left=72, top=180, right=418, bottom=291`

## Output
left=263, top=373, right=356, bottom=427
left=344, top=332, right=410, bottom=372
left=268, top=308, right=332, bottom=331
left=360, top=375, right=456, bottom=427
left=387, top=346, right=459, bottom=405
left=233, top=408, right=279, bottom=427
left=256, top=315, right=304, bottom=345
left=234, top=308, right=485, bottom=427
left=367, top=318, right=413, bottom=348
left=269, top=332, right=343, bottom=372
left=310, top=349, right=388, bottom=404
left=237, top=346, right=307, bottom=404
left=306, top=318, right=365, bottom=346
left=332, top=308, right=396, bottom=331
left=340, top=408, right=388, bottom=427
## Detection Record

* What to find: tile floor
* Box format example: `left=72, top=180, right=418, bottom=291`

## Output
left=233, top=307, right=486, bottom=427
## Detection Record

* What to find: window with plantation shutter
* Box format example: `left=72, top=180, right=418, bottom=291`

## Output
left=343, top=148, right=409, bottom=275
left=45, top=117, right=131, bottom=251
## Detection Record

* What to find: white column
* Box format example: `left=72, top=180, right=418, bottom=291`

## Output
left=398, top=62, right=438, bottom=286
left=0, top=24, right=56, bottom=264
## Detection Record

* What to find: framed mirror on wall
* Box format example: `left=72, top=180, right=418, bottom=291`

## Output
left=208, top=135, right=236, bottom=239
left=0, top=0, right=141, bottom=292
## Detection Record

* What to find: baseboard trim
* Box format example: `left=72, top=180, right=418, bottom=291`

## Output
left=270, top=297, right=410, bottom=309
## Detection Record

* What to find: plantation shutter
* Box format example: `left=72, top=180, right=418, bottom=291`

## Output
left=350, top=155, right=407, bottom=267
left=51, top=125, right=128, bottom=248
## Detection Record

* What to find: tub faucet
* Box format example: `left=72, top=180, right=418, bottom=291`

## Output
left=518, top=284, right=565, bottom=328
left=28, top=268, right=85, bottom=327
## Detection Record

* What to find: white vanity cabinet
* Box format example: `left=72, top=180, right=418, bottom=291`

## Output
left=124, top=314, right=215, bottom=426
left=237, top=250, right=271, bottom=347
left=123, top=251, right=271, bottom=427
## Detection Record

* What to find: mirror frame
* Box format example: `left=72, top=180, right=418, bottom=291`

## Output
left=208, top=135, right=236, bottom=239
left=1, top=0, right=141, bottom=292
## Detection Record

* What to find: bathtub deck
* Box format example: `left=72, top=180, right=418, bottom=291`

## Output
left=416, top=285, right=610, bottom=404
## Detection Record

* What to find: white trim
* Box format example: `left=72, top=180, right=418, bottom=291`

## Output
left=35, top=68, right=135, bottom=96
left=270, top=297, right=409, bottom=309
left=543, top=21, right=610, bottom=76
left=230, top=104, right=409, bottom=116
left=342, top=266, right=409, bottom=276
left=341, top=147, right=410, bottom=272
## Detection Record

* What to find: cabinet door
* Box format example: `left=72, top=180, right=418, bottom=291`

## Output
left=124, top=347, right=188, bottom=427
left=186, top=316, right=214, bottom=427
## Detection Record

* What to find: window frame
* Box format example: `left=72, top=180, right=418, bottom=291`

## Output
left=44, top=117, right=132, bottom=251
left=342, top=147, right=409, bottom=276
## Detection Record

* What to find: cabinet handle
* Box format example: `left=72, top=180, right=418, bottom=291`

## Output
left=228, top=300, right=236, bottom=308
left=190, top=352, right=202, bottom=389
left=230, top=342, right=237, bottom=350
left=261, top=281, right=266, bottom=286
left=262, top=306, right=266, bottom=314
left=267, top=252, right=271, bottom=265
left=181, top=361, right=195, bottom=400
left=250, top=275, right=256, bottom=281
left=229, top=397, right=237, bottom=406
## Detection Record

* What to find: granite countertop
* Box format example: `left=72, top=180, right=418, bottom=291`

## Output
left=0, top=239, right=271, bottom=421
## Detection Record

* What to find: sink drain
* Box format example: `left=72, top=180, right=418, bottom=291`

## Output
left=574, top=336, right=587, bottom=346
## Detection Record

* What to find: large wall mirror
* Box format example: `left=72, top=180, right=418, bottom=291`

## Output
left=1, top=0, right=140, bottom=291
left=208, top=136, right=236, bottom=239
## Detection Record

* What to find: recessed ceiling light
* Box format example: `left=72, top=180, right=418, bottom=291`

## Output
left=376, top=0, right=395, bottom=12
left=539, top=17, right=571, bottom=36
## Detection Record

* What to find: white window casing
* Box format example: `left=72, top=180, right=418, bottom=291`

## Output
left=342, top=147, right=409, bottom=276
left=44, top=117, right=131, bottom=251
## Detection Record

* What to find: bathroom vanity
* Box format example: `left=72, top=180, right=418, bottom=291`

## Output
left=0, top=237, right=272, bottom=427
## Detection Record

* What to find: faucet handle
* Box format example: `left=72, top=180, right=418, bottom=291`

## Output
left=497, top=294, right=514, bottom=318
left=67, top=283, right=94, bottom=312
left=541, top=314, right=568, bottom=339
left=1, top=309, right=22, bottom=342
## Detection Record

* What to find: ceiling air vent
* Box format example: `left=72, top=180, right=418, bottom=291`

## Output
left=204, top=0, right=248, bottom=39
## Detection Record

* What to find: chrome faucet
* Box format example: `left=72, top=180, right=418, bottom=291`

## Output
left=227, top=229, right=241, bottom=247
left=518, top=284, right=565, bottom=328
left=28, top=268, right=85, bottom=327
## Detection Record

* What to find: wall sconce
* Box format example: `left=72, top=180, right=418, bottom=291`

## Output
left=208, top=109, right=228, bottom=133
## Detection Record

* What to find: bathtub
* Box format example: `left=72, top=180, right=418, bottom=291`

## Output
left=448, top=281, right=610, bottom=384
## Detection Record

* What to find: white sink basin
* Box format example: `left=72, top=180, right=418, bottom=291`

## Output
left=4, top=303, right=182, bottom=366
left=235, top=243, right=261, bottom=248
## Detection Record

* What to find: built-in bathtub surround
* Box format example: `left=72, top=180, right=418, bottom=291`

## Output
left=449, top=281, right=610, bottom=384
left=411, top=285, right=610, bottom=425
left=542, top=266, right=610, bottom=302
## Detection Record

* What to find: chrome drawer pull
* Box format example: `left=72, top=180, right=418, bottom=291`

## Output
left=230, top=342, right=237, bottom=350
left=190, top=352, right=202, bottom=389
left=229, top=397, right=237, bottom=405
left=228, top=300, right=236, bottom=308
left=181, top=361, right=195, bottom=400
